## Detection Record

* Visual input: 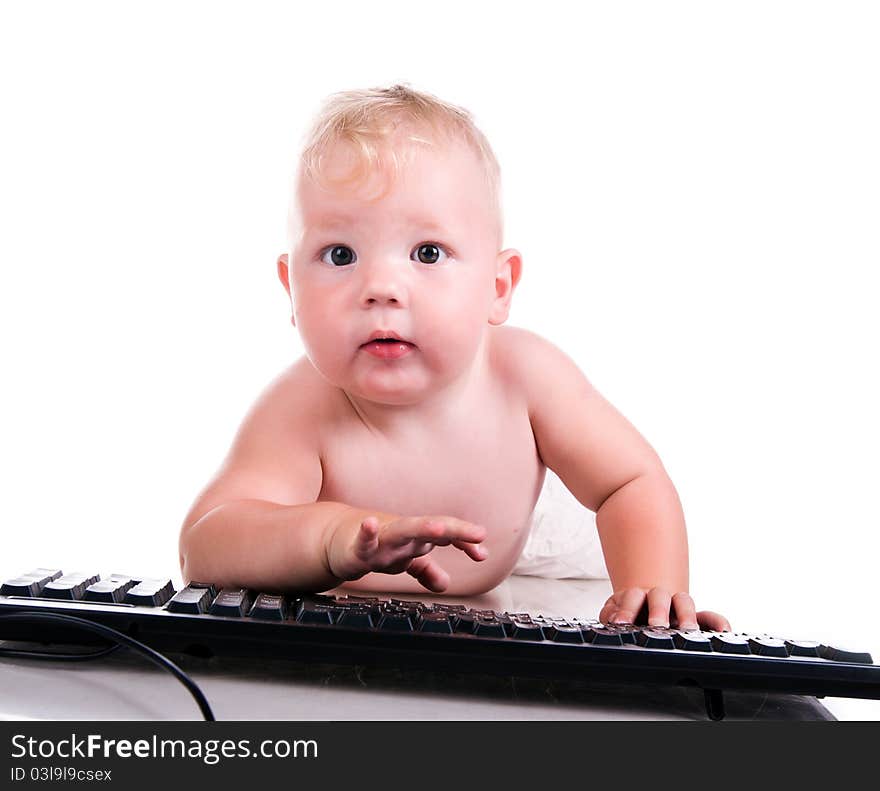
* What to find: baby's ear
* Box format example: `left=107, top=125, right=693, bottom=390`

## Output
left=277, top=253, right=291, bottom=293
left=276, top=254, right=296, bottom=326
left=488, top=249, right=522, bottom=326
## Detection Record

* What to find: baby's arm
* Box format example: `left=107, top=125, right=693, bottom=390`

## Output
left=509, top=329, right=729, bottom=630
left=179, top=367, right=485, bottom=593
left=181, top=499, right=485, bottom=593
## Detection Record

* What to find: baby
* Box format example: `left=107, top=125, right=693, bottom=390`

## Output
left=179, top=84, right=729, bottom=631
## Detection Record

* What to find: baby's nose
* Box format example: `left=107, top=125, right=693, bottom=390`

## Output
left=364, top=293, right=401, bottom=305
left=359, top=261, right=407, bottom=306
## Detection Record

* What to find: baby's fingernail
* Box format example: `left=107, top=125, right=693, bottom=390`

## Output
left=682, top=622, right=699, bottom=631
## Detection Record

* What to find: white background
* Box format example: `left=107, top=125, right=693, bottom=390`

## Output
left=1, top=2, right=877, bottom=717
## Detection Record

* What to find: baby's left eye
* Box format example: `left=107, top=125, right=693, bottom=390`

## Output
left=411, top=243, right=448, bottom=265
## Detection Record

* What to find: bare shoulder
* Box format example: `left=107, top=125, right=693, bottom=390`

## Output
left=490, top=325, right=589, bottom=415
left=251, top=355, right=341, bottom=427
left=493, top=326, right=662, bottom=511
left=216, top=356, right=327, bottom=450
left=182, top=356, right=338, bottom=529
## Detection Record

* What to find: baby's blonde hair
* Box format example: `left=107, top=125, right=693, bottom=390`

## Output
left=296, top=83, right=503, bottom=242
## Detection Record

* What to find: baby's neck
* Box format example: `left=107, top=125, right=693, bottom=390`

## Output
left=342, top=337, right=492, bottom=439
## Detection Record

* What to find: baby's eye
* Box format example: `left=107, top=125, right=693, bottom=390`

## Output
left=412, top=243, right=447, bottom=265
left=320, top=245, right=356, bottom=267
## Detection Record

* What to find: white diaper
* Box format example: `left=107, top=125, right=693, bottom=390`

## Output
left=513, top=468, right=609, bottom=579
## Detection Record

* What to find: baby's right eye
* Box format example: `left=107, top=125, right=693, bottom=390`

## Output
left=320, top=245, right=356, bottom=267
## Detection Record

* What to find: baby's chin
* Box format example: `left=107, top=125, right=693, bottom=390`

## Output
left=311, top=348, right=479, bottom=408
left=343, top=378, right=432, bottom=407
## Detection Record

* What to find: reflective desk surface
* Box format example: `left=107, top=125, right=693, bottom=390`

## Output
left=1, top=576, right=876, bottom=721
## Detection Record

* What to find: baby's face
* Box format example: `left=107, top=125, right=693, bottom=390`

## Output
left=280, top=137, right=519, bottom=406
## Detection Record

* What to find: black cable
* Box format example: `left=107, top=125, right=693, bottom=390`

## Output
left=0, top=642, right=122, bottom=660
left=0, top=612, right=215, bottom=720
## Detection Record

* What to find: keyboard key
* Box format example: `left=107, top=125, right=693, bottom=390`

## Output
left=452, top=612, right=477, bottom=633
left=571, top=617, right=601, bottom=630
left=84, top=575, right=137, bottom=603
left=124, top=579, right=175, bottom=607
left=42, top=572, right=100, bottom=600
left=583, top=626, right=624, bottom=646
left=600, top=624, right=639, bottom=644
left=188, top=581, right=218, bottom=600
left=336, top=607, right=375, bottom=629
left=210, top=588, right=250, bottom=617
left=1, top=568, right=63, bottom=597
left=249, top=594, right=289, bottom=621
left=710, top=633, right=752, bottom=654
left=748, top=637, right=790, bottom=657
left=431, top=603, right=467, bottom=613
left=510, top=622, right=546, bottom=641
left=546, top=625, right=584, bottom=643
left=378, top=611, right=415, bottom=631
left=309, top=594, right=338, bottom=606
left=296, top=600, right=337, bottom=625
left=635, top=629, right=676, bottom=650
left=673, top=631, right=713, bottom=652
left=417, top=612, right=453, bottom=634
left=473, top=617, right=507, bottom=638
left=494, top=612, right=515, bottom=629
left=166, top=586, right=213, bottom=614
left=819, top=645, right=874, bottom=664
left=209, top=588, right=252, bottom=618
left=391, top=598, right=425, bottom=610
left=335, top=598, right=376, bottom=610
left=785, top=639, right=822, bottom=657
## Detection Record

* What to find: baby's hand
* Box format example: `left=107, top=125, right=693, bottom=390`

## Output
left=599, top=587, right=731, bottom=632
left=328, top=514, right=488, bottom=592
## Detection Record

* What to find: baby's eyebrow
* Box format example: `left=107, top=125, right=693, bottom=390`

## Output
left=308, top=214, right=450, bottom=235
left=311, top=212, right=359, bottom=228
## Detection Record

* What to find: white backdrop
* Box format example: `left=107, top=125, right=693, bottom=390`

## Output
left=2, top=1, right=878, bottom=688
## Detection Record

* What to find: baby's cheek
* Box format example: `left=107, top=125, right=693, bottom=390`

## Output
left=418, top=332, right=474, bottom=376
left=421, top=299, right=484, bottom=353
left=294, top=317, right=349, bottom=379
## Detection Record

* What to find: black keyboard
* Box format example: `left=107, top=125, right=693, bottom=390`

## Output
left=2, top=568, right=879, bottom=720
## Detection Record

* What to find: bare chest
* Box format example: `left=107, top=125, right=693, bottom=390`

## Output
left=317, top=395, right=545, bottom=566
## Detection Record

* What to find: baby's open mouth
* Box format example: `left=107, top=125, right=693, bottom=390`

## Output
left=359, top=335, right=416, bottom=358
left=360, top=333, right=415, bottom=347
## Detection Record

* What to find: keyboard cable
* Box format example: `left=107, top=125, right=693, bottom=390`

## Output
left=0, top=611, right=215, bottom=721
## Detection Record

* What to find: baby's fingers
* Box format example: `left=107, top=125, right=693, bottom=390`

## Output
left=406, top=556, right=451, bottom=592
left=353, top=516, right=381, bottom=559
left=390, top=517, right=487, bottom=549
left=452, top=538, right=489, bottom=561
left=609, top=588, right=648, bottom=624
left=670, top=592, right=699, bottom=631
left=696, top=610, right=732, bottom=632
left=645, top=588, right=674, bottom=627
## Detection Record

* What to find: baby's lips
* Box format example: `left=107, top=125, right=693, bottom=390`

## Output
left=359, top=330, right=416, bottom=347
